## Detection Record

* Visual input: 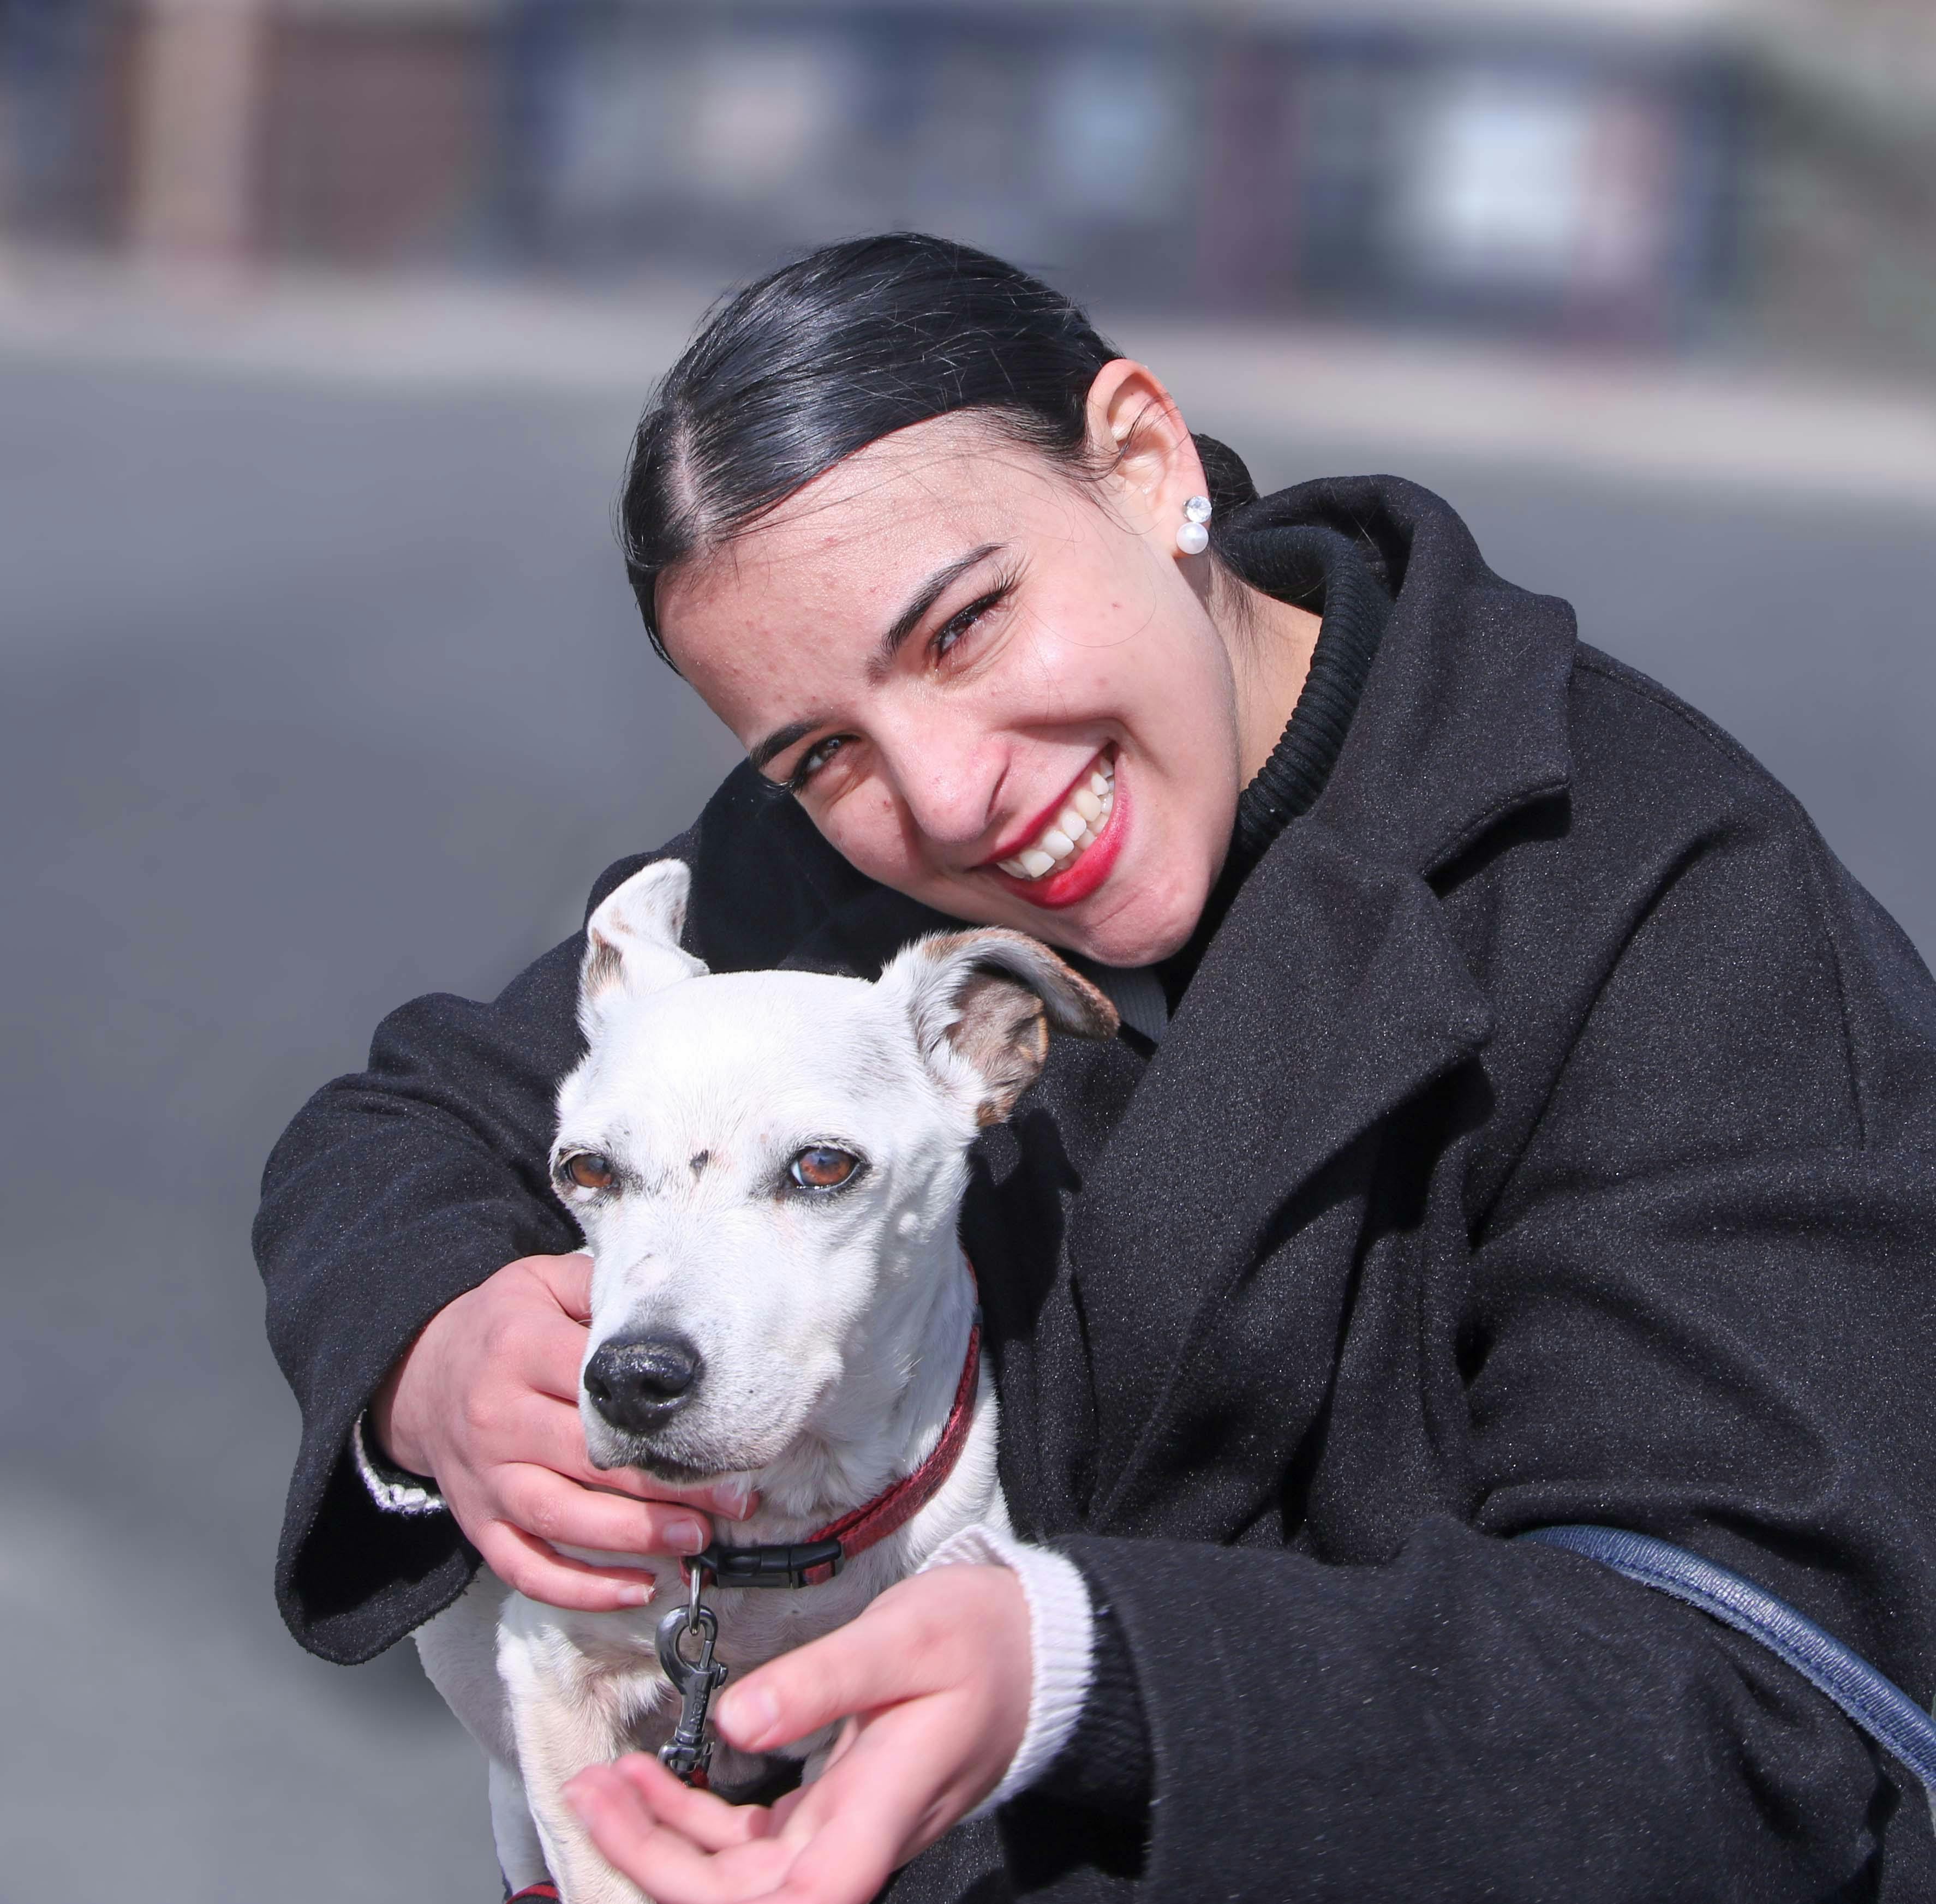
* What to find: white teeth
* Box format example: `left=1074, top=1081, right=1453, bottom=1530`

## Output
left=995, top=753, right=1118, bottom=882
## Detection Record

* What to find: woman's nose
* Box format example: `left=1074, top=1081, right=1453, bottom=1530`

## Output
left=879, top=719, right=1000, bottom=851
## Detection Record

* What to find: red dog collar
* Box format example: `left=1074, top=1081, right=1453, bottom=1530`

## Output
left=691, top=1303, right=982, bottom=1591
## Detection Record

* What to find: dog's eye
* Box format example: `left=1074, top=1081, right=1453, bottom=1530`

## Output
left=561, top=1152, right=616, bottom=1192
left=788, top=1146, right=859, bottom=1192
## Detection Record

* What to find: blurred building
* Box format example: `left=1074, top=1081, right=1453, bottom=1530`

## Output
left=2, top=0, right=1933, bottom=364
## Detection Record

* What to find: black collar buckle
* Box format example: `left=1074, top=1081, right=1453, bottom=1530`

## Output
left=695, top=1536, right=845, bottom=1590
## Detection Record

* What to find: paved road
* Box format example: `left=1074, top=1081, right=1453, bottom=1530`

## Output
left=2, top=349, right=1931, bottom=1903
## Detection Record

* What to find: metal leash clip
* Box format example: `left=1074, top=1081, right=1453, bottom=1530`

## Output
left=655, top=1561, right=730, bottom=1787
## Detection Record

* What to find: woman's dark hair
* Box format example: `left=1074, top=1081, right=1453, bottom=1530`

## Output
left=618, top=231, right=1257, bottom=661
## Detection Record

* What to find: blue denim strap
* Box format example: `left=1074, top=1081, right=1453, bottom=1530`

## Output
left=1517, top=1523, right=1936, bottom=1793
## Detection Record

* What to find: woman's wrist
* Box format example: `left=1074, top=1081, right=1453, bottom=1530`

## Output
left=1030, top=1586, right=1153, bottom=1817
left=368, top=1325, right=435, bottom=1480
left=919, top=1523, right=1097, bottom=1813
left=351, top=1410, right=447, bottom=1515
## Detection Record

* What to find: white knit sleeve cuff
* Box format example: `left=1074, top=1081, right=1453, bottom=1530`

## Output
left=919, top=1522, right=1095, bottom=1817
left=351, top=1411, right=449, bottom=1516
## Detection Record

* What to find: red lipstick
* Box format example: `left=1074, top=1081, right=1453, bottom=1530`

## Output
left=979, top=751, right=1113, bottom=870
left=987, top=768, right=1128, bottom=911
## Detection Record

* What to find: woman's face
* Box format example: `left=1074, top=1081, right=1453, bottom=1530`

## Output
left=657, top=373, right=1256, bottom=968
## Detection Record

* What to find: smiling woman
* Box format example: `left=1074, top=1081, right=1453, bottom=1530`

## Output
left=621, top=238, right=1319, bottom=967
left=256, top=232, right=1936, bottom=1904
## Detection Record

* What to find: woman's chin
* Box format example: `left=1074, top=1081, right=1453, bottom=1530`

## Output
left=1044, top=873, right=1206, bottom=969
left=1068, top=917, right=1191, bottom=970
left=919, top=830, right=1212, bottom=969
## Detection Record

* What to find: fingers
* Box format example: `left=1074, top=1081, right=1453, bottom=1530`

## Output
left=594, top=1722, right=940, bottom=1904
left=594, top=1470, right=755, bottom=1522
left=714, top=1577, right=968, bottom=1753
left=496, top=1267, right=758, bottom=1522
left=576, top=1449, right=760, bottom=1523
left=555, top=1574, right=1035, bottom=1904
left=774, top=1705, right=981, bottom=1887
left=475, top=1521, right=661, bottom=1613
left=523, top=1250, right=595, bottom=1321
left=567, top=1658, right=1018, bottom=1904
left=493, top=1303, right=594, bottom=1406
left=510, top=1398, right=757, bottom=1528
left=464, top=1377, right=749, bottom=1522
left=568, top=1764, right=797, bottom=1904
left=497, top=1463, right=714, bottom=1561
left=608, top=1755, right=776, bottom=1853
left=561, top=1764, right=663, bottom=1878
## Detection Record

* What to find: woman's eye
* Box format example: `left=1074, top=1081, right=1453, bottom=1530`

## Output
left=788, top=735, right=848, bottom=794
left=788, top=1146, right=861, bottom=1192
left=562, top=1152, right=616, bottom=1191
left=931, top=585, right=1009, bottom=662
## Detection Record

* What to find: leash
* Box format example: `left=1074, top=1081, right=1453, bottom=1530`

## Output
left=1518, top=1524, right=1936, bottom=1793
left=654, top=1306, right=983, bottom=1785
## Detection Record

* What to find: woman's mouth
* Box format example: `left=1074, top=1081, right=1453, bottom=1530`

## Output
left=983, top=750, right=1126, bottom=911
left=995, top=753, right=1115, bottom=881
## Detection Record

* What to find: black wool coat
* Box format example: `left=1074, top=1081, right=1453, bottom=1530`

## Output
left=256, top=477, right=1936, bottom=1901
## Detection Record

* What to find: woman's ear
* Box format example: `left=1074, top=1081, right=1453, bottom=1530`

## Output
left=1084, top=358, right=1205, bottom=534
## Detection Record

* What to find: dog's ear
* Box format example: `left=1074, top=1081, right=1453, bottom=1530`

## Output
left=579, top=860, right=708, bottom=1029
left=880, top=929, right=1119, bottom=1127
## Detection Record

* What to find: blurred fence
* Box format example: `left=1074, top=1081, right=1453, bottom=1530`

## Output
left=2, top=0, right=1934, bottom=369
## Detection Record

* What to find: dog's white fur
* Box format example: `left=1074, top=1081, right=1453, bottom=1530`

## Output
left=413, top=860, right=1115, bottom=1902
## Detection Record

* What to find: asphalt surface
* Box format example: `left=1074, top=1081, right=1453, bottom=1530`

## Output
left=3, top=346, right=1933, bottom=1903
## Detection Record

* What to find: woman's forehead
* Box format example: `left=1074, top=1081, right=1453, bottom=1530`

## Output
left=658, top=417, right=1085, bottom=652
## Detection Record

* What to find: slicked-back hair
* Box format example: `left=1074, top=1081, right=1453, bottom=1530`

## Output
left=618, top=232, right=1257, bottom=662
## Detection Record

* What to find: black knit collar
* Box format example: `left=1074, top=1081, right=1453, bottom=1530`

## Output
left=1227, top=519, right=1393, bottom=882
left=1155, top=511, right=1392, bottom=1007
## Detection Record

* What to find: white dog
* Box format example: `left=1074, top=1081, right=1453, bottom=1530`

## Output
left=413, top=859, right=1116, bottom=1901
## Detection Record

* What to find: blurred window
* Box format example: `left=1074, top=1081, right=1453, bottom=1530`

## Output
left=1395, top=66, right=1599, bottom=289
left=1390, top=63, right=1671, bottom=301
left=549, top=26, right=855, bottom=218
left=689, top=35, right=855, bottom=205
left=1040, top=44, right=1186, bottom=219
left=549, top=31, right=683, bottom=218
left=0, top=0, right=115, bottom=239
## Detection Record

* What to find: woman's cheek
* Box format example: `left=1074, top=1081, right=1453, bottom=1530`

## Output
left=820, top=780, right=919, bottom=885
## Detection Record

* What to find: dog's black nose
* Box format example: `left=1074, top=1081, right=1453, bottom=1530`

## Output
left=584, top=1333, right=703, bottom=1433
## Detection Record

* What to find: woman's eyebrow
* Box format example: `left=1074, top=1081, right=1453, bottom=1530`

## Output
left=749, top=544, right=1007, bottom=771
left=750, top=719, right=818, bottom=774
left=872, top=543, right=1005, bottom=672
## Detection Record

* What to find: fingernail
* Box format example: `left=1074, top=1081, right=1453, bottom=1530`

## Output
left=666, top=1518, right=708, bottom=1554
left=719, top=1684, right=778, bottom=1746
left=618, top=1580, right=653, bottom=1606
left=713, top=1478, right=756, bottom=1520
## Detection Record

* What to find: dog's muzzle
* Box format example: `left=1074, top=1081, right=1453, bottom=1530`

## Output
left=584, top=1331, right=703, bottom=1434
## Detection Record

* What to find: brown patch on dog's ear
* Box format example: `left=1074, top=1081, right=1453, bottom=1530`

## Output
left=584, top=930, right=626, bottom=998
left=576, top=859, right=708, bottom=1034
left=884, top=927, right=1119, bottom=1127
left=948, top=971, right=1055, bottom=1126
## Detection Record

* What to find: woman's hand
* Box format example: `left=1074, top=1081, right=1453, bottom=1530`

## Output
left=370, top=1252, right=754, bottom=1611
left=564, top=1564, right=1031, bottom=1904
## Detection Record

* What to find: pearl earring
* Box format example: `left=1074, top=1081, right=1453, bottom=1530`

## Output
left=1176, top=495, right=1211, bottom=555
